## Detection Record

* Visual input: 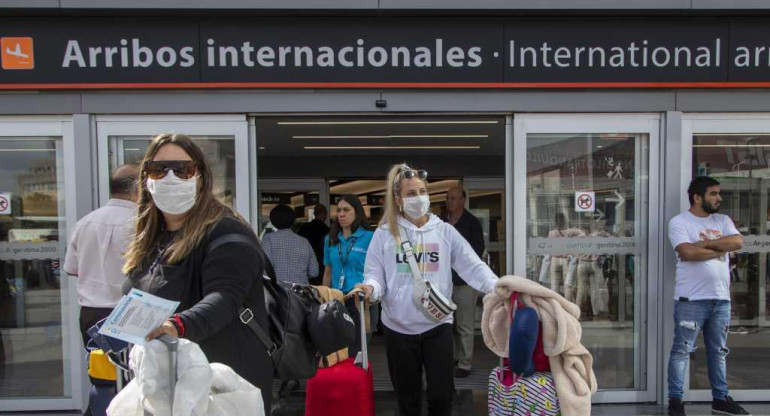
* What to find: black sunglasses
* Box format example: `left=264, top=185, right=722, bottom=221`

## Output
left=144, top=160, right=198, bottom=180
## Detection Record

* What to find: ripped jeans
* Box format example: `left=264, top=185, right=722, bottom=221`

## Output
left=667, top=299, right=731, bottom=400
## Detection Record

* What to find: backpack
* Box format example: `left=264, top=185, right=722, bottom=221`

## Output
left=205, top=233, right=320, bottom=380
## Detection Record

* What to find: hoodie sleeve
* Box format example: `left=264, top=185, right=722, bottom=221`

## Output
left=447, top=224, right=498, bottom=293
left=363, top=227, right=388, bottom=302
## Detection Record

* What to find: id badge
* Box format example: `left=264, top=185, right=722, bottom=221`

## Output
left=338, top=272, right=345, bottom=289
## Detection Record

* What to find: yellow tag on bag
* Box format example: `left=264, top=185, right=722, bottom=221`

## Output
left=88, top=349, right=117, bottom=381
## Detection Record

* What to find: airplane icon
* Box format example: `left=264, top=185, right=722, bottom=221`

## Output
left=6, top=43, right=29, bottom=59
left=1, top=37, right=34, bottom=69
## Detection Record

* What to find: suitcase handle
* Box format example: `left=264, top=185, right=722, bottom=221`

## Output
left=357, top=292, right=369, bottom=371
left=138, top=335, right=178, bottom=416
left=158, top=335, right=179, bottom=416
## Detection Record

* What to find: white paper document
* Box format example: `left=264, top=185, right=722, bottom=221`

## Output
left=98, top=289, right=180, bottom=345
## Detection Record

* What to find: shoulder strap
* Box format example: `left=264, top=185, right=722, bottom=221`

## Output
left=205, top=233, right=277, bottom=356
left=206, top=232, right=259, bottom=255
left=397, top=226, right=424, bottom=285
left=206, top=233, right=277, bottom=279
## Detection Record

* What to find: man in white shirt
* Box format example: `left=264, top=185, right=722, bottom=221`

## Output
left=667, top=176, right=750, bottom=416
left=63, top=164, right=138, bottom=346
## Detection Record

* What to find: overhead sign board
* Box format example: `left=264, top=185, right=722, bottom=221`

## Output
left=1, top=18, right=770, bottom=89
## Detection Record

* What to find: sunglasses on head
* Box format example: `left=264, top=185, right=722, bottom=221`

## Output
left=400, top=168, right=428, bottom=181
left=144, top=160, right=198, bottom=180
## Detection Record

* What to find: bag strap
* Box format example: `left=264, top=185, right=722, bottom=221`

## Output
left=397, top=226, right=424, bottom=285
left=204, top=233, right=278, bottom=357
left=206, top=233, right=277, bottom=280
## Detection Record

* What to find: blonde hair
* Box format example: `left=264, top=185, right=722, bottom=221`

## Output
left=380, top=163, right=428, bottom=242
left=123, top=133, right=243, bottom=274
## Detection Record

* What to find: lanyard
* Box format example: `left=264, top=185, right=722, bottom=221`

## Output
left=337, top=236, right=358, bottom=268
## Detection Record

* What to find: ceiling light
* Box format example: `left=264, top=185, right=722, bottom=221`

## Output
left=693, top=144, right=770, bottom=147
left=304, top=146, right=481, bottom=150
left=294, top=135, right=389, bottom=139
left=278, top=120, right=499, bottom=126
left=0, top=149, right=56, bottom=152
left=292, top=134, right=489, bottom=139
left=694, top=133, right=770, bottom=136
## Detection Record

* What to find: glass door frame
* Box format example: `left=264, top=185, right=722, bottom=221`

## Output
left=0, top=116, right=83, bottom=412
left=681, top=113, right=770, bottom=402
left=512, top=113, right=662, bottom=403
left=95, top=115, right=251, bottom=221
left=464, top=176, right=507, bottom=273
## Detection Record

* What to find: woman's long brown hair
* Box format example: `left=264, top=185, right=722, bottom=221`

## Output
left=122, top=133, right=236, bottom=274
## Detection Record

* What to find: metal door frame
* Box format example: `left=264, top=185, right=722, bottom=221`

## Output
left=512, top=113, right=661, bottom=403
left=94, top=115, right=250, bottom=221
left=0, top=116, right=83, bottom=412
left=681, top=113, right=770, bottom=402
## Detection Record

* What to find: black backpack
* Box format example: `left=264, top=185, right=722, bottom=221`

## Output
left=206, top=233, right=320, bottom=380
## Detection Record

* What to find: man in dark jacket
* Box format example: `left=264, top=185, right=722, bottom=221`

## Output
left=298, top=203, right=329, bottom=286
left=443, top=186, right=486, bottom=378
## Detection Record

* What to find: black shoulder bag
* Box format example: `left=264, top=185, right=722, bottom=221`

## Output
left=205, top=233, right=319, bottom=380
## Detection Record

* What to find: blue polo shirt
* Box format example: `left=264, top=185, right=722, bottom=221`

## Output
left=323, top=227, right=374, bottom=294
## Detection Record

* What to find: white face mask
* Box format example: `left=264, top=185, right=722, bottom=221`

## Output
left=402, top=195, right=430, bottom=220
left=146, top=170, right=198, bottom=215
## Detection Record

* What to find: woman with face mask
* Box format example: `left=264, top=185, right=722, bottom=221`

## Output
left=321, top=194, right=374, bottom=356
left=122, top=133, right=273, bottom=414
left=356, top=163, right=498, bottom=416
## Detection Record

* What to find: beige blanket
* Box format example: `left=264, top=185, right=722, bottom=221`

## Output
left=482, top=276, right=597, bottom=416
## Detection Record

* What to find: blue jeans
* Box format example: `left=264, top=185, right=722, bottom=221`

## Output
left=667, top=299, right=731, bottom=400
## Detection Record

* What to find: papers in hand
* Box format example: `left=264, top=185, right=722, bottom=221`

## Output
left=98, top=289, right=180, bottom=345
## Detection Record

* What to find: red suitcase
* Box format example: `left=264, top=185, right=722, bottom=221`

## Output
left=305, top=293, right=375, bottom=416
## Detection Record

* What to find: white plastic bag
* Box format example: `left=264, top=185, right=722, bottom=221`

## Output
left=107, top=339, right=264, bottom=416
left=206, top=363, right=264, bottom=416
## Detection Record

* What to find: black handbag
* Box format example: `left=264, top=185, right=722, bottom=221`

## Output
left=308, top=299, right=356, bottom=356
left=251, top=276, right=320, bottom=380
left=205, top=233, right=321, bottom=380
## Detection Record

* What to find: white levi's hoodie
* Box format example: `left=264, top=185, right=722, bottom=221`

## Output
left=363, top=214, right=498, bottom=335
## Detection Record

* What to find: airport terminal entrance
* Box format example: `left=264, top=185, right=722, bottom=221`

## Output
left=254, top=115, right=508, bottom=394
left=88, top=113, right=660, bottom=408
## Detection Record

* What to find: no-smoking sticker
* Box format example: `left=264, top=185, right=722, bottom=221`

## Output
left=575, top=191, right=595, bottom=213
left=0, top=193, right=11, bottom=215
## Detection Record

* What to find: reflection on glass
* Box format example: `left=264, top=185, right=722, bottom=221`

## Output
left=110, top=135, right=236, bottom=208
left=469, top=190, right=506, bottom=277
left=0, top=137, right=66, bottom=398
left=526, top=133, right=648, bottom=390
left=691, top=134, right=770, bottom=390
left=259, top=191, right=321, bottom=237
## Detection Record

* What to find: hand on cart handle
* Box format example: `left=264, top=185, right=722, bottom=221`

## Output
left=354, top=283, right=373, bottom=301
left=145, top=320, right=178, bottom=342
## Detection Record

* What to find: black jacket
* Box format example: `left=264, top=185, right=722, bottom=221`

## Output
left=443, top=209, right=486, bottom=286
left=298, top=219, right=330, bottom=280
left=126, top=216, right=273, bottom=412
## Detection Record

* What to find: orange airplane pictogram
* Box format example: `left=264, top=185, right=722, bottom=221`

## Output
left=1, top=37, right=34, bottom=70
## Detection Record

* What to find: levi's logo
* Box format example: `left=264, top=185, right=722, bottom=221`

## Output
left=396, top=243, right=440, bottom=274
left=1, top=37, right=34, bottom=69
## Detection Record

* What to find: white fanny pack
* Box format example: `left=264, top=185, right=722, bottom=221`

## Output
left=398, top=226, right=457, bottom=321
